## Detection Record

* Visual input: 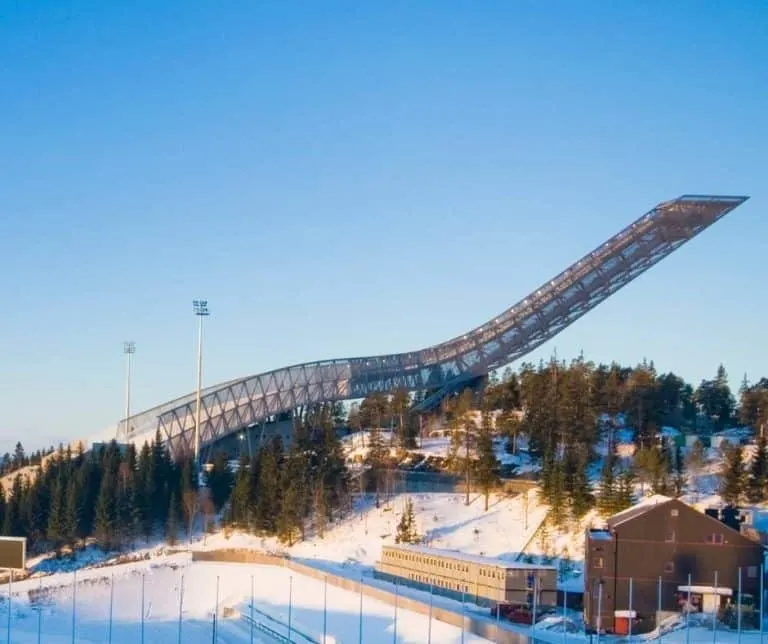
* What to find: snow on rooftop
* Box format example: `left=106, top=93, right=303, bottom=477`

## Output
left=386, top=543, right=556, bottom=570
left=608, top=494, right=672, bottom=522
left=589, top=530, right=613, bottom=541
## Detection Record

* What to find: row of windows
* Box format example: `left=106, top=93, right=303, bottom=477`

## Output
left=385, top=550, right=507, bottom=580
left=385, top=550, right=471, bottom=574
left=406, top=572, right=470, bottom=593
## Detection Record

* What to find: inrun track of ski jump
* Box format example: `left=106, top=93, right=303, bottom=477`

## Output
left=92, top=195, right=748, bottom=460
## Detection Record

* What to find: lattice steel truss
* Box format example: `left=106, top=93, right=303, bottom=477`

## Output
left=120, top=195, right=747, bottom=459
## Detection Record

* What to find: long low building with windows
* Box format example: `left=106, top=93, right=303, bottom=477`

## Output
left=374, top=543, right=557, bottom=608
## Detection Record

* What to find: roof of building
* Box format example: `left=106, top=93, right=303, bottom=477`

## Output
left=607, top=494, right=673, bottom=528
left=383, top=543, right=556, bottom=570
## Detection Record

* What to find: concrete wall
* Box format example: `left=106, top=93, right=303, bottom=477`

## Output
left=192, top=549, right=532, bottom=644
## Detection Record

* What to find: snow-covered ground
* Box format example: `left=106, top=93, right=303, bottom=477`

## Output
left=199, top=492, right=549, bottom=572
left=1, top=553, right=492, bottom=643
left=342, top=431, right=540, bottom=474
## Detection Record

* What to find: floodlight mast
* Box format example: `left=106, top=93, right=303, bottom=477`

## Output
left=123, top=341, right=136, bottom=440
left=193, top=300, right=210, bottom=469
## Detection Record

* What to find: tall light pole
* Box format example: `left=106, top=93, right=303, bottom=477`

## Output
left=123, top=341, right=136, bottom=440
left=193, top=300, right=210, bottom=468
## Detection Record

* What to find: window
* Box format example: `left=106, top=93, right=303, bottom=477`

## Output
left=706, top=533, right=725, bottom=545
left=664, top=561, right=675, bottom=573
left=748, top=566, right=758, bottom=578
left=594, top=557, right=604, bottom=569
left=671, top=509, right=679, bottom=517
left=665, top=530, right=676, bottom=543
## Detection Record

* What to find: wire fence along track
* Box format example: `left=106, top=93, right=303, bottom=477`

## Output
left=241, top=604, right=319, bottom=644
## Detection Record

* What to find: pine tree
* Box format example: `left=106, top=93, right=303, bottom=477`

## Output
left=395, top=498, right=419, bottom=544
left=166, top=492, right=178, bottom=546
left=313, top=486, right=328, bottom=538
left=253, top=441, right=281, bottom=533
left=94, top=466, right=118, bottom=550
left=366, top=426, right=388, bottom=507
left=597, top=457, right=617, bottom=517
left=229, top=458, right=252, bottom=530
left=748, top=433, right=768, bottom=502
left=475, top=413, right=500, bottom=511
left=63, top=479, right=82, bottom=544
left=672, top=445, right=686, bottom=497
left=3, top=475, right=23, bottom=536
left=615, top=469, right=635, bottom=512
left=206, top=452, right=234, bottom=512
left=721, top=444, right=746, bottom=506
left=277, top=450, right=306, bottom=546
left=548, top=462, right=567, bottom=527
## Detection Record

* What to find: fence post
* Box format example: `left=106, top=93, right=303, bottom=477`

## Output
left=461, top=588, right=466, bottom=644
left=596, top=582, right=603, bottom=644
left=177, top=573, right=184, bottom=644
left=657, top=576, right=662, bottom=644
left=427, top=583, right=433, bottom=644
left=288, top=576, right=293, bottom=642
left=72, top=569, right=77, bottom=644
left=141, top=573, right=145, bottom=644
left=323, top=575, right=328, bottom=644
left=532, top=576, right=539, bottom=630
left=37, top=576, right=42, bottom=644
left=761, top=564, right=764, bottom=644
left=108, top=572, right=114, bottom=644
left=629, top=577, right=634, bottom=640
left=496, top=586, right=501, bottom=639
left=214, top=575, right=219, bottom=643
left=358, top=574, right=364, bottom=644
left=250, top=574, right=254, bottom=644
left=563, top=584, right=568, bottom=644
left=686, top=573, right=691, bottom=644
left=713, top=570, right=719, bottom=644
left=7, top=568, right=12, bottom=644
left=392, top=580, right=398, bottom=644
left=737, top=567, right=742, bottom=644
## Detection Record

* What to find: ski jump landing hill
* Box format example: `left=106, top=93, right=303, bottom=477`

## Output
left=91, top=195, right=747, bottom=460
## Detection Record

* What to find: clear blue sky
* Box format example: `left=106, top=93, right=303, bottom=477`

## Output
left=2, top=1, right=766, bottom=454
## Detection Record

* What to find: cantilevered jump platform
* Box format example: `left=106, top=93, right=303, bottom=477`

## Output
left=112, top=195, right=747, bottom=459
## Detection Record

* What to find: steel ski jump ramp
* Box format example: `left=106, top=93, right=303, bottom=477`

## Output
left=113, top=195, right=747, bottom=458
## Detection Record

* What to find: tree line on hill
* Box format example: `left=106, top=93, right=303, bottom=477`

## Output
left=3, top=354, right=765, bottom=553
left=0, top=442, right=56, bottom=477
left=0, top=436, right=192, bottom=553
left=225, top=403, right=349, bottom=545
left=0, top=403, right=349, bottom=553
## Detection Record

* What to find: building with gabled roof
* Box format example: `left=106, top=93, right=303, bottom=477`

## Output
left=585, top=497, right=764, bottom=634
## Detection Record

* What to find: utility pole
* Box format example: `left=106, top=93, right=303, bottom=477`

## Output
left=193, top=300, right=210, bottom=471
left=123, top=341, right=135, bottom=440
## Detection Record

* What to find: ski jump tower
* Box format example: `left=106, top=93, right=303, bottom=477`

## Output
left=113, top=195, right=747, bottom=459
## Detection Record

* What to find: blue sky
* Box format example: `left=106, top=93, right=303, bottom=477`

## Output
left=1, top=1, right=766, bottom=453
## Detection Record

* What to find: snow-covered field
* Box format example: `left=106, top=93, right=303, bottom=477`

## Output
left=1, top=553, right=492, bottom=643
